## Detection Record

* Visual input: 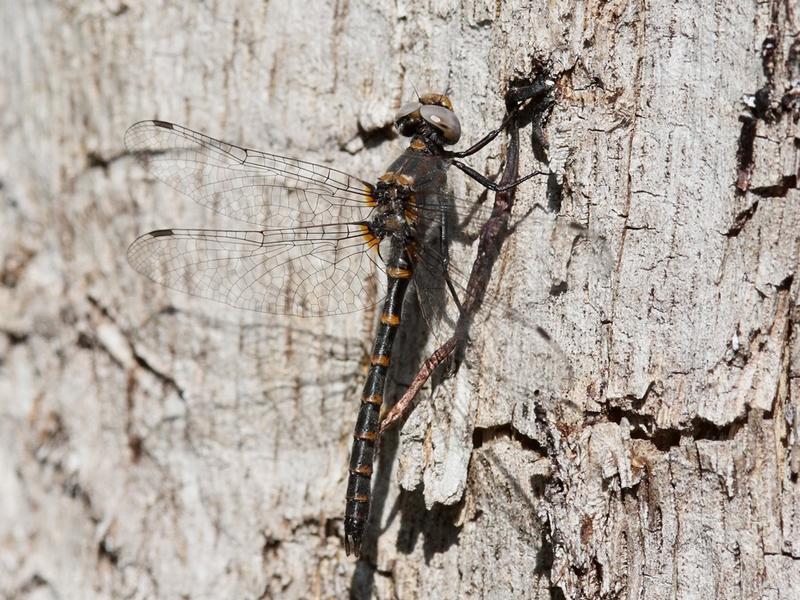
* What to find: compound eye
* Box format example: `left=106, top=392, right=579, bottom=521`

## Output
left=394, top=101, right=422, bottom=122
left=420, top=105, right=461, bottom=144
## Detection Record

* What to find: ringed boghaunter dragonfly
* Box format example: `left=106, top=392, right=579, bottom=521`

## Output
left=125, top=86, right=550, bottom=557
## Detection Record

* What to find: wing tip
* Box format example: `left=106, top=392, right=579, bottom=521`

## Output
left=124, top=119, right=175, bottom=149
left=126, top=229, right=175, bottom=265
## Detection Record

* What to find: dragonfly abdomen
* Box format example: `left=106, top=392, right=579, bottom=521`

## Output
left=344, top=246, right=413, bottom=557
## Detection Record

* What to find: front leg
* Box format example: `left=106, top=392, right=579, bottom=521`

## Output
left=452, top=160, right=545, bottom=192
left=446, top=77, right=554, bottom=159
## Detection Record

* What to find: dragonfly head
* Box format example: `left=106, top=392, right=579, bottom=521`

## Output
left=394, top=93, right=461, bottom=145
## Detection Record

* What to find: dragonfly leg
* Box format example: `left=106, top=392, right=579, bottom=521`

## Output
left=451, top=160, right=546, bottom=192
left=379, top=337, right=459, bottom=433
left=449, top=76, right=553, bottom=191
left=446, top=78, right=553, bottom=159
left=446, top=115, right=514, bottom=159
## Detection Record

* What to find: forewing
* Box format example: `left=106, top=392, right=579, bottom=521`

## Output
left=127, top=225, right=386, bottom=317
left=124, top=120, right=375, bottom=227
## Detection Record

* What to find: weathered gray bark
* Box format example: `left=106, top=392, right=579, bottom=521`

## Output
left=2, top=1, right=798, bottom=598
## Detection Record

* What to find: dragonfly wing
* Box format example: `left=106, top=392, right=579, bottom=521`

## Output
left=125, top=120, right=376, bottom=227
left=127, top=225, right=386, bottom=317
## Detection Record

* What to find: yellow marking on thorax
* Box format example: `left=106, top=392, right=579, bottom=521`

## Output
left=410, top=138, right=427, bottom=151
left=404, top=195, right=418, bottom=223
left=379, top=171, right=414, bottom=187
left=395, top=173, right=414, bottom=186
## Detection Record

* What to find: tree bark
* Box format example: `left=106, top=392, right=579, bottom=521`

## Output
left=1, top=1, right=798, bottom=598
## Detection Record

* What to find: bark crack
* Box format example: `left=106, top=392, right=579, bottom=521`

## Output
left=606, top=405, right=750, bottom=452
left=472, top=422, right=546, bottom=454
left=86, top=295, right=186, bottom=401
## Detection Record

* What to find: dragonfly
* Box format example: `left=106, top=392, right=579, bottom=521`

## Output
left=125, top=81, right=553, bottom=557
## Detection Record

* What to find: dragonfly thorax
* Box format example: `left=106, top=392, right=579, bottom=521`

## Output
left=370, top=182, right=415, bottom=236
